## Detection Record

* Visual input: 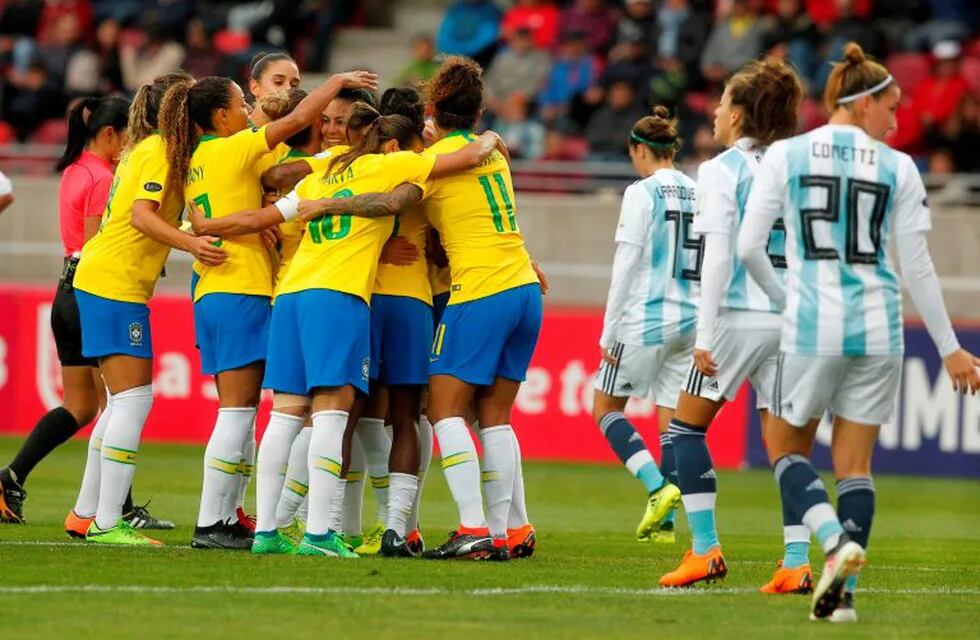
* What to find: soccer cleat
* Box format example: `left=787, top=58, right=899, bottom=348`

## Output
left=760, top=561, right=814, bottom=594
left=345, top=534, right=364, bottom=550
left=192, top=521, right=254, bottom=550
left=507, top=524, right=536, bottom=559
left=236, top=507, right=256, bottom=533
left=280, top=517, right=306, bottom=547
left=0, top=470, right=26, bottom=524
left=652, top=520, right=676, bottom=544
left=421, top=527, right=494, bottom=560
left=829, top=592, right=858, bottom=623
left=65, top=510, right=94, bottom=539
left=298, top=531, right=359, bottom=558
left=488, top=539, right=510, bottom=562
left=659, top=547, right=728, bottom=588
left=379, top=529, right=415, bottom=558
left=354, top=522, right=384, bottom=555
left=811, top=538, right=865, bottom=620
left=636, top=482, right=682, bottom=541
left=86, top=519, right=163, bottom=546
left=123, top=501, right=175, bottom=530
left=406, top=529, right=425, bottom=554
left=252, top=530, right=297, bottom=555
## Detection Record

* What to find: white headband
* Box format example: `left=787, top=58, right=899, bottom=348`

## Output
left=836, top=75, right=894, bottom=104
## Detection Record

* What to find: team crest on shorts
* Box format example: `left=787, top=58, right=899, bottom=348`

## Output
left=128, top=322, right=144, bottom=346
left=361, top=357, right=370, bottom=381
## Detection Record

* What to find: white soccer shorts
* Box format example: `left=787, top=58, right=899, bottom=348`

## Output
left=594, top=332, right=695, bottom=409
left=684, top=313, right=781, bottom=408
left=771, top=353, right=902, bottom=427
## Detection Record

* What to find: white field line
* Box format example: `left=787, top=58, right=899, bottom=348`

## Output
left=0, top=584, right=978, bottom=597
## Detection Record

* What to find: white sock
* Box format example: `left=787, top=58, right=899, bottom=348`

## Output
left=433, top=417, right=486, bottom=529
left=196, top=407, right=255, bottom=527
left=507, top=428, right=530, bottom=528
left=407, top=414, right=433, bottom=532
left=342, top=432, right=365, bottom=536
left=479, top=425, right=517, bottom=539
left=328, top=478, right=346, bottom=533
left=386, top=472, right=418, bottom=537
left=234, top=418, right=257, bottom=510
left=255, top=411, right=304, bottom=533
left=275, top=426, right=311, bottom=527
left=297, top=495, right=309, bottom=522
left=305, top=410, right=347, bottom=536
left=73, top=392, right=112, bottom=517
left=94, top=385, right=152, bottom=530
left=359, top=418, right=391, bottom=525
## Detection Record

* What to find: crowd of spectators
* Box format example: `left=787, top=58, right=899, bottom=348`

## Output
left=423, top=0, right=980, bottom=171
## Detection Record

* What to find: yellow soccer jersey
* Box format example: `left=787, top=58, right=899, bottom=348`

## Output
left=74, top=134, right=180, bottom=303
left=374, top=206, right=431, bottom=304
left=429, top=263, right=451, bottom=296
left=423, top=131, right=538, bottom=304
left=253, top=141, right=291, bottom=177
left=275, top=151, right=436, bottom=304
left=186, top=127, right=274, bottom=302
left=274, top=149, right=314, bottom=291
left=304, top=144, right=349, bottom=174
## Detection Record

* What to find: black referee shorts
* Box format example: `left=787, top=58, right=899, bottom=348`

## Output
left=51, top=273, right=97, bottom=368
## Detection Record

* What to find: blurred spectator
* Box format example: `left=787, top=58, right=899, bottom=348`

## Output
left=38, top=0, right=92, bottom=45
left=611, top=0, right=656, bottom=55
left=805, top=0, right=872, bottom=24
left=496, top=93, right=546, bottom=160
left=557, top=0, right=618, bottom=55
left=36, top=12, right=83, bottom=87
left=63, top=18, right=123, bottom=96
left=927, top=147, right=955, bottom=175
left=539, top=31, right=599, bottom=126
left=586, top=31, right=652, bottom=110
left=485, top=27, right=551, bottom=114
left=120, top=20, right=185, bottom=92
left=395, top=34, right=440, bottom=88
left=183, top=18, right=221, bottom=80
left=585, top=80, right=646, bottom=160
left=687, top=122, right=721, bottom=164
left=913, top=41, right=968, bottom=131
left=762, top=0, right=820, bottom=89
left=2, top=61, right=62, bottom=140
left=700, top=0, right=763, bottom=83
left=926, top=95, right=980, bottom=173
left=437, top=0, right=501, bottom=67
left=501, top=0, right=559, bottom=50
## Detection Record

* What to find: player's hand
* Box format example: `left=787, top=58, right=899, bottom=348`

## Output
left=532, top=260, right=549, bottom=295
left=260, top=226, right=281, bottom=253
left=297, top=199, right=328, bottom=222
left=693, top=348, right=718, bottom=378
left=332, top=70, right=379, bottom=92
left=380, top=235, right=419, bottom=266
left=943, top=349, right=980, bottom=395
left=187, top=199, right=210, bottom=234
left=188, top=235, right=227, bottom=266
left=601, top=346, right=619, bottom=366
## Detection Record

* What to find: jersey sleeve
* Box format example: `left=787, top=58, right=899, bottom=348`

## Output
left=230, top=126, right=275, bottom=170
left=0, top=170, right=12, bottom=196
left=386, top=151, right=437, bottom=197
left=305, top=150, right=334, bottom=174
left=693, top=158, right=736, bottom=235
left=84, top=172, right=112, bottom=217
left=137, top=146, right=169, bottom=204
left=892, top=153, right=932, bottom=235
left=614, top=183, right=653, bottom=246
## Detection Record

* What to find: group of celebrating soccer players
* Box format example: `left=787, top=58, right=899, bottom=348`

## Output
left=0, top=39, right=978, bottom=624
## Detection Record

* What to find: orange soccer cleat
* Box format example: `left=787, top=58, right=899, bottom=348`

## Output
left=659, top=547, right=728, bottom=588
left=65, top=510, right=94, bottom=539
left=760, top=561, right=814, bottom=594
left=507, top=524, right=536, bottom=559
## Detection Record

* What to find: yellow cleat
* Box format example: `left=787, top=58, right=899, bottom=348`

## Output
left=354, top=522, right=384, bottom=555
left=760, top=561, right=814, bottom=594
left=636, top=482, right=681, bottom=541
left=651, top=521, right=676, bottom=544
left=659, top=547, right=728, bottom=588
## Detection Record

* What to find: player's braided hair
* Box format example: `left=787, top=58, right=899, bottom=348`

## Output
left=727, top=57, right=805, bottom=146
left=425, top=56, right=484, bottom=131
left=127, top=72, right=193, bottom=150
left=629, top=105, right=682, bottom=161
left=824, top=42, right=893, bottom=113
left=328, top=114, right=420, bottom=175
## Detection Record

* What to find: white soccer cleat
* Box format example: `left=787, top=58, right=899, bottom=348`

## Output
left=811, top=540, right=865, bottom=620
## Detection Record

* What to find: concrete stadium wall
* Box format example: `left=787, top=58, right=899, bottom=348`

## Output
left=1, top=176, right=978, bottom=320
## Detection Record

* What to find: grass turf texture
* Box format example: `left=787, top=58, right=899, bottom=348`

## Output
left=0, top=436, right=977, bottom=639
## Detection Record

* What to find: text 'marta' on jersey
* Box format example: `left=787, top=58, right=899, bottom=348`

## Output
left=693, top=138, right=786, bottom=314
left=73, top=134, right=180, bottom=303
left=423, top=130, right=538, bottom=305
left=373, top=205, right=432, bottom=304
left=746, top=123, right=931, bottom=357
left=615, top=168, right=701, bottom=346
left=274, top=150, right=436, bottom=303
left=186, top=127, right=275, bottom=302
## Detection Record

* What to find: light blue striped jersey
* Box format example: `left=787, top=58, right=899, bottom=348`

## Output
left=613, top=168, right=701, bottom=346
left=693, top=138, right=786, bottom=313
left=745, top=124, right=931, bottom=356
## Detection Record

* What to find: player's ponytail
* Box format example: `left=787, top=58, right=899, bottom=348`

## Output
left=824, top=42, right=893, bottom=113
left=629, top=106, right=682, bottom=161
left=345, top=102, right=381, bottom=144
left=727, top=57, right=805, bottom=146
left=380, top=87, right=425, bottom=136
left=56, top=95, right=130, bottom=172
left=127, top=72, right=194, bottom=150
left=425, top=55, right=484, bottom=131
left=328, top=114, right=420, bottom=175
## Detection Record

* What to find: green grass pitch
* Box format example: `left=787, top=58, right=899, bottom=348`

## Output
left=0, top=436, right=977, bottom=639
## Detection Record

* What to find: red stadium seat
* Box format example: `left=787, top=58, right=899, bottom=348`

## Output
left=885, top=53, right=930, bottom=95
left=0, top=121, right=16, bottom=145
left=31, top=118, right=67, bottom=145
left=960, top=56, right=980, bottom=100
left=214, top=29, right=250, bottom=54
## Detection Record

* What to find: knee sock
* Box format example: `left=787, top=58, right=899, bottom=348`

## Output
left=234, top=419, right=256, bottom=511
left=306, top=410, right=347, bottom=536
left=358, top=418, right=392, bottom=525
left=773, top=454, right=844, bottom=554
left=94, top=385, right=152, bottom=530
left=659, top=432, right=677, bottom=525
left=599, top=411, right=665, bottom=493
left=781, top=496, right=811, bottom=569
left=9, top=406, right=81, bottom=484
left=196, top=407, right=255, bottom=527
left=433, top=417, right=486, bottom=529
left=342, top=433, right=366, bottom=536
left=73, top=395, right=113, bottom=517
left=669, top=419, right=719, bottom=554
left=276, top=426, right=311, bottom=527
left=479, top=425, right=517, bottom=540
left=407, top=415, right=433, bottom=533
left=255, top=412, right=304, bottom=533
left=387, top=472, right=418, bottom=537
left=328, top=478, right=346, bottom=533
left=837, top=476, right=875, bottom=592
left=507, top=426, right=530, bottom=529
